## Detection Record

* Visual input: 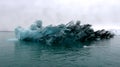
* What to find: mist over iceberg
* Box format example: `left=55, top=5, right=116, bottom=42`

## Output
left=15, top=20, right=114, bottom=45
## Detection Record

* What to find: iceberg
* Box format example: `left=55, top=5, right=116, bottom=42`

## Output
left=15, top=20, right=114, bottom=45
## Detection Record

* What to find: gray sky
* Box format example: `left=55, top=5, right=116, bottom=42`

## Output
left=0, top=0, right=120, bottom=31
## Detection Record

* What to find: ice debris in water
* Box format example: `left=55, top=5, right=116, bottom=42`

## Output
left=15, top=20, right=114, bottom=45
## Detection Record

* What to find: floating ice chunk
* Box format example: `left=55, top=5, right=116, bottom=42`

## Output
left=83, top=45, right=88, bottom=48
left=15, top=20, right=114, bottom=45
left=7, top=38, right=18, bottom=41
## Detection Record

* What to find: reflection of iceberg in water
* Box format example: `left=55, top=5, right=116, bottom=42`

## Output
left=15, top=20, right=114, bottom=45
left=13, top=40, right=91, bottom=66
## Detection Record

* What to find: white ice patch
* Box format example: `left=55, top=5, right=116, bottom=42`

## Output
left=7, top=38, right=18, bottom=41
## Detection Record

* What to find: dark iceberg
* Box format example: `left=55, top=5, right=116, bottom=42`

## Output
left=15, top=20, right=114, bottom=45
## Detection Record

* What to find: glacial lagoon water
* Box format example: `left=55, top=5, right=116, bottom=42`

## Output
left=0, top=32, right=120, bottom=67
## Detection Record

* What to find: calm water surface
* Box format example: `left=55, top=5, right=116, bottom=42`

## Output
left=0, top=32, right=120, bottom=67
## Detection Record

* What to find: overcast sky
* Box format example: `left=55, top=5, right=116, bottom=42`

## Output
left=0, top=0, right=120, bottom=31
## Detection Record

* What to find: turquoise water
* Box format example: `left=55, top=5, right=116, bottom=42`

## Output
left=0, top=32, right=120, bottom=67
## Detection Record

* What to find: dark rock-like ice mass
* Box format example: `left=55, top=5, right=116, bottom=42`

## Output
left=15, top=20, right=114, bottom=45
